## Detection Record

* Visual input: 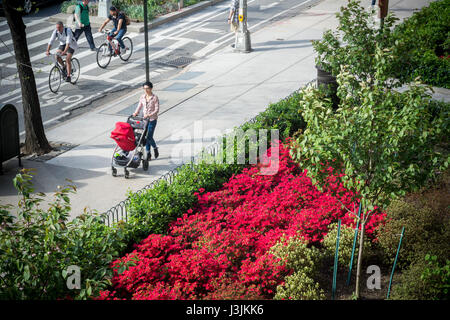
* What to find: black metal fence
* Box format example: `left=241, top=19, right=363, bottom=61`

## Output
left=102, top=81, right=316, bottom=226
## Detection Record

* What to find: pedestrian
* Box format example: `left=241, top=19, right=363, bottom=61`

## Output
left=73, top=0, right=96, bottom=51
left=228, top=0, right=239, bottom=47
left=133, top=81, right=159, bottom=161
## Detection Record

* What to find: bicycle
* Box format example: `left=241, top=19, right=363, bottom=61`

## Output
left=48, top=52, right=80, bottom=93
left=96, top=30, right=133, bottom=69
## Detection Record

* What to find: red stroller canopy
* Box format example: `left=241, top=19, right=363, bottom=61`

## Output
left=111, top=122, right=136, bottom=151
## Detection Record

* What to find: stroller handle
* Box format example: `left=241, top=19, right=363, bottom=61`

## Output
left=128, top=115, right=145, bottom=121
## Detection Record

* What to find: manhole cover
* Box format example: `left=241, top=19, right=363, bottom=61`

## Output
left=153, top=56, right=196, bottom=68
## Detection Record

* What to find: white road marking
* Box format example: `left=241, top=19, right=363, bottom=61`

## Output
left=2, top=25, right=54, bottom=46
left=5, top=32, right=139, bottom=68
left=0, top=31, right=105, bottom=62
left=0, top=33, right=141, bottom=101
left=261, top=2, right=280, bottom=10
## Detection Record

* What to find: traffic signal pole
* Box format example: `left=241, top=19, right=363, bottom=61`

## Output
left=235, top=0, right=252, bottom=53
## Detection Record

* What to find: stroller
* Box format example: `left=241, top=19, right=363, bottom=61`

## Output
left=110, top=115, right=149, bottom=178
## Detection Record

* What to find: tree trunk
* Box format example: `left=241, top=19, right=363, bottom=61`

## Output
left=3, top=0, right=52, bottom=155
left=355, top=221, right=365, bottom=299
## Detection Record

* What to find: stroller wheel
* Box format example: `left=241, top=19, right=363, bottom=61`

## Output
left=124, top=168, right=130, bottom=179
left=112, top=167, right=117, bottom=177
left=143, top=159, right=149, bottom=171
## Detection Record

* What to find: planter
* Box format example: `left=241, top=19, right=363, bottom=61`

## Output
left=316, top=64, right=339, bottom=110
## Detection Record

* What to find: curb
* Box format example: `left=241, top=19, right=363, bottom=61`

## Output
left=47, top=0, right=226, bottom=33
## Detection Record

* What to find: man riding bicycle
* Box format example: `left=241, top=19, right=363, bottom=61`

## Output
left=99, top=6, right=128, bottom=55
left=46, top=21, right=78, bottom=83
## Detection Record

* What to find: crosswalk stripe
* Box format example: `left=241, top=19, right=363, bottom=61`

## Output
left=0, top=33, right=182, bottom=102
left=0, top=17, right=49, bottom=37
left=261, top=2, right=280, bottom=10
left=23, top=17, right=49, bottom=28
left=2, top=25, right=55, bottom=46
left=0, top=31, right=106, bottom=62
left=4, top=31, right=120, bottom=68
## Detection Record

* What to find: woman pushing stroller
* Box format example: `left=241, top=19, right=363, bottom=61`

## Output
left=133, top=81, right=160, bottom=161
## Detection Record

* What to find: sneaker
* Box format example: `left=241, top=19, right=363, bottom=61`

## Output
left=90, top=47, right=96, bottom=52
left=153, top=147, right=159, bottom=159
left=121, top=47, right=127, bottom=55
left=66, top=76, right=71, bottom=83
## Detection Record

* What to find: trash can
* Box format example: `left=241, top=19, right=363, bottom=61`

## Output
left=0, top=104, right=22, bottom=174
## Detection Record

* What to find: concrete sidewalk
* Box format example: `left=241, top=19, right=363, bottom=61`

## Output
left=0, top=0, right=440, bottom=219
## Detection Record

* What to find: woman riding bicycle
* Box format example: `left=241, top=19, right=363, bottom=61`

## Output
left=98, top=6, right=128, bottom=55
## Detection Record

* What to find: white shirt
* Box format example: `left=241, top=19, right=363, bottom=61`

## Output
left=48, top=28, right=78, bottom=50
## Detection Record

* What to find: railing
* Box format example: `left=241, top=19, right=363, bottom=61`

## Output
left=102, top=80, right=316, bottom=226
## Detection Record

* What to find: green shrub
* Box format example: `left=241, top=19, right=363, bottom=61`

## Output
left=322, top=223, right=358, bottom=268
left=420, top=255, right=450, bottom=300
left=274, top=272, right=326, bottom=300
left=0, top=170, right=127, bottom=300
left=390, top=254, right=450, bottom=300
left=376, top=196, right=450, bottom=270
left=393, top=0, right=450, bottom=88
left=60, top=0, right=78, bottom=13
left=111, top=0, right=201, bottom=21
left=271, top=236, right=325, bottom=300
left=377, top=171, right=450, bottom=300
left=241, top=91, right=307, bottom=140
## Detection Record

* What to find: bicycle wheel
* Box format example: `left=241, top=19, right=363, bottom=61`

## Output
left=119, top=37, right=133, bottom=62
left=70, top=57, right=80, bottom=84
left=48, top=66, right=61, bottom=93
left=97, top=43, right=111, bottom=68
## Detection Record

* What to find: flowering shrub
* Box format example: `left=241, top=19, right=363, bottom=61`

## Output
left=97, top=142, right=385, bottom=300
left=271, top=236, right=325, bottom=300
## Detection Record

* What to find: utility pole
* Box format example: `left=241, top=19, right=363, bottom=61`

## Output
left=234, top=0, right=252, bottom=53
left=143, top=0, right=150, bottom=82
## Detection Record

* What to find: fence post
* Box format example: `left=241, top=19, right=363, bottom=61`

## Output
left=387, top=226, right=405, bottom=299
left=347, top=202, right=362, bottom=286
left=332, top=219, right=342, bottom=300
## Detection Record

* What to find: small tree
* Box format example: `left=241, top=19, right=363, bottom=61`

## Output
left=290, top=47, right=449, bottom=298
left=312, top=0, right=404, bottom=90
left=3, top=0, right=52, bottom=155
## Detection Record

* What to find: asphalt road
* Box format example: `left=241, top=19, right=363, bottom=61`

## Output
left=0, top=0, right=318, bottom=136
